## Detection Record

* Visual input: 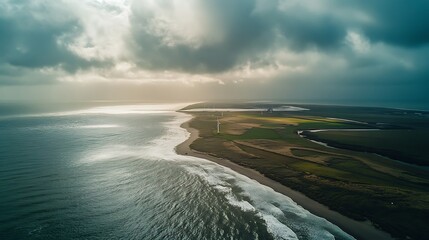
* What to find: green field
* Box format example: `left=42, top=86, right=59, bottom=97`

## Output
left=305, top=130, right=429, bottom=166
left=182, top=102, right=429, bottom=240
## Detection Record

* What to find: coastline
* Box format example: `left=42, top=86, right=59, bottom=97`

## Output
left=175, top=116, right=394, bottom=240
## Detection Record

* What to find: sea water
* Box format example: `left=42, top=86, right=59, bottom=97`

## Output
left=0, top=103, right=354, bottom=240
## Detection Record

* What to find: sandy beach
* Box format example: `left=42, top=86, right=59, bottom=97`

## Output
left=175, top=118, right=394, bottom=240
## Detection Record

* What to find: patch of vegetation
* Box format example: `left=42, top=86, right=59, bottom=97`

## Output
left=220, top=128, right=283, bottom=140
left=304, top=130, right=429, bottom=166
left=291, top=148, right=331, bottom=158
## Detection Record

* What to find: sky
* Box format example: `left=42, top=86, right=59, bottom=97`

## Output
left=0, top=0, right=428, bottom=108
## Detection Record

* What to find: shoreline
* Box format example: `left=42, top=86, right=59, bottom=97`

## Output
left=175, top=117, right=395, bottom=240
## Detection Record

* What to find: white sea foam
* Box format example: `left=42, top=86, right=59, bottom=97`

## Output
left=184, top=161, right=353, bottom=239
left=259, top=214, right=299, bottom=240
left=183, top=163, right=305, bottom=239
left=146, top=112, right=193, bottom=158
left=77, top=113, right=196, bottom=165
left=225, top=193, right=256, bottom=212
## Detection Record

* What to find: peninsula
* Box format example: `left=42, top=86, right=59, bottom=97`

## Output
left=177, top=102, right=429, bottom=240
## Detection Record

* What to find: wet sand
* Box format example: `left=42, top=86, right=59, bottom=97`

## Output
left=175, top=118, right=395, bottom=240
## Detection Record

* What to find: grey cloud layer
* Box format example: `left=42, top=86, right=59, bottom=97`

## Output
left=0, top=0, right=428, bottom=105
left=0, top=16, right=85, bottom=71
left=1, top=0, right=428, bottom=76
left=348, top=1, right=429, bottom=47
left=0, top=1, right=109, bottom=84
left=129, top=0, right=349, bottom=73
left=129, top=0, right=429, bottom=73
left=130, top=0, right=271, bottom=73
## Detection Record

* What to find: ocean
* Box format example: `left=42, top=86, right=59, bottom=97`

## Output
left=0, top=103, right=354, bottom=240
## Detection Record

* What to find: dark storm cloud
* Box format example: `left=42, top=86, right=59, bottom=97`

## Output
left=129, top=0, right=271, bottom=73
left=347, top=0, right=429, bottom=47
left=129, top=0, right=349, bottom=73
left=0, top=16, right=86, bottom=72
left=0, top=1, right=110, bottom=84
left=2, top=0, right=427, bottom=77
left=129, top=0, right=429, bottom=74
left=273, top=9, right=346, bottom=51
